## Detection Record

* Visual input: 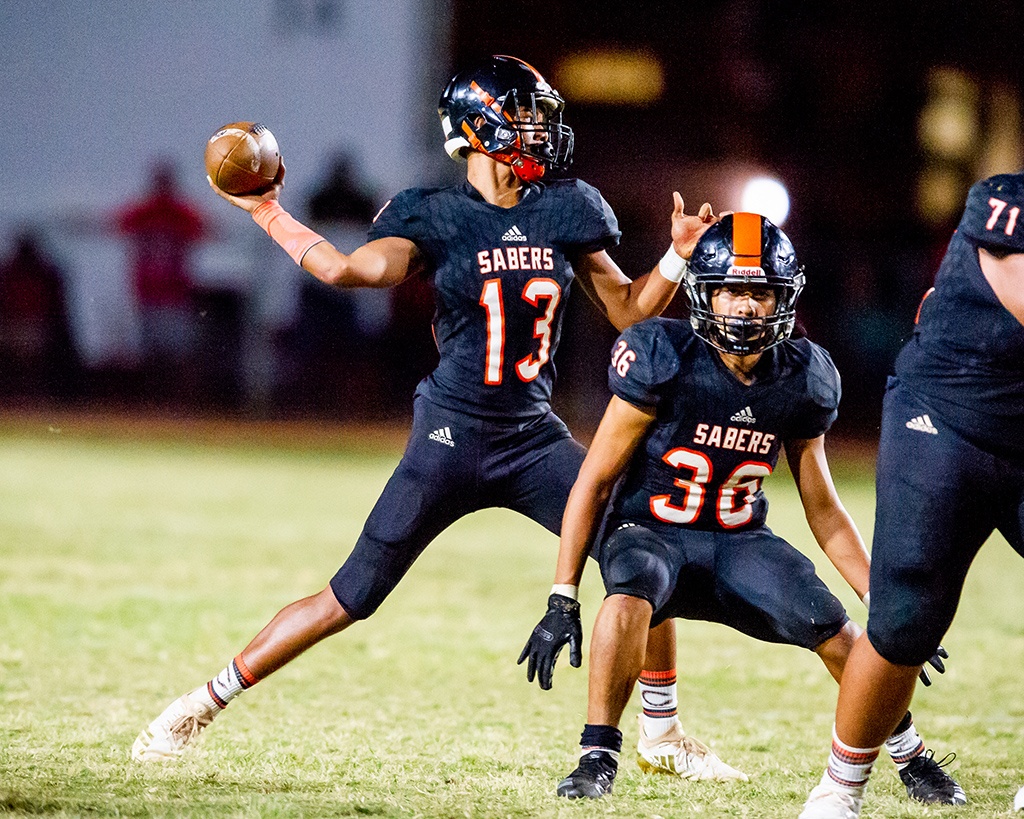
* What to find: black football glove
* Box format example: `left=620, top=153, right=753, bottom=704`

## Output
left=517, top=593, right=582, bottom=690
left=918, top=645, right=949, bottom=686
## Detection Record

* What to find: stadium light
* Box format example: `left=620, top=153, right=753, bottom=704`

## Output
left=740, top=176, right=790, bottom=225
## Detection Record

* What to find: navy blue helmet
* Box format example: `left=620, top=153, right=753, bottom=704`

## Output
left=685, top=213, right=805, bottom=355
left=438, top=55, right=573, bottom=182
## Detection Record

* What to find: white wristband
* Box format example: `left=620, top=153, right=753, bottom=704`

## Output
left=658, top=245, right=688, bottom=283
left=861, top=591, right=870, bottom=608
left=551, top=584, right=579, bottom=601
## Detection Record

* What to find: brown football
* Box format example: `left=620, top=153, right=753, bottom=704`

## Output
left=204, top=121, right=280, bottom=195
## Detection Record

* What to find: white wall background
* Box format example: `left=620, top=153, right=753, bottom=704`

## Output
left=0, top=0, right=455, bottom=367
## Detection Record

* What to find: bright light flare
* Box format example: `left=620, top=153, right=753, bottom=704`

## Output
left=740, top=177, right=790, bottom=225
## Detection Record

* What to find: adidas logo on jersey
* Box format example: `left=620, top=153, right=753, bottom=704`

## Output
left=730, top=406, right=756, bottom=424
left=501, top=225, right=528, bottom=242
left=905, top=414, right=938, bottom=435
left=429, top=426, right=455, bottom=447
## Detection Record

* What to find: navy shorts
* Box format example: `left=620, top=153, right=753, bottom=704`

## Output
left=597, top=520, right=849, bottom=650
left=330, top=394, right=586, bottom=619
left=867, top=379, right=1024, bottom=665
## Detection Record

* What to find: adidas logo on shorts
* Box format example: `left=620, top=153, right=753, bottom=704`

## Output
left=429, top=426, right=455, bottom=447
left=905, top=414, right=938, bottom=434
left=501, top=225, right=528, bottom=242
left=730, top=405, right=756, bottom=424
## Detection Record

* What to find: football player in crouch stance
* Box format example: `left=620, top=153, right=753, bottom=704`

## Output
left=519, top=214, right=964, bottom=804
left=800, top=174, right=1024, bottom=818
left=131, top=55, right=744, bottom=781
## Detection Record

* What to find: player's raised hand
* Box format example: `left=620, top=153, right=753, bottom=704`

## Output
left=670, top=192, right=718, bottom=260
left=208, top=161, right=286, bottom=213
left=918, top=645, right=949, bottom=686
left=518, top=593, right=582, bottom=690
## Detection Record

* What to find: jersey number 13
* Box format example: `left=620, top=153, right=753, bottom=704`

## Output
left=480, top=278, right=561, bottom=384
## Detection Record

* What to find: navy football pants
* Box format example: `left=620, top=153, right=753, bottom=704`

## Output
left=330, top=394, right=586, bottom=619
left=867, top=379, right=1024, bottom=665
left=597, top=520, right=849, bottom=650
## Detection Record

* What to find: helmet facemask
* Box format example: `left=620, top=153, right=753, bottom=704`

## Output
left=686, top=282, right=802, bottom=355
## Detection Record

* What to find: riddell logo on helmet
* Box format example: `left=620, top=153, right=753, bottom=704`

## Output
left=727, top=265, right=766, bottom=277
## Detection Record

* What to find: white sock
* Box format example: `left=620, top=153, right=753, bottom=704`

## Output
left=884, top=718, right=924, bottom=770
left=825, top=725, right=879, bottom=794
left=204, top=654, right=259, bottom=710
left=637, top=669, right=678, bottom=739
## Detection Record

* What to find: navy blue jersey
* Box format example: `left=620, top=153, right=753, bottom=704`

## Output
left=607, top=318, right=840, bottom=531
left=368, top=179, right=620, bottom=418
left=895, top=173, right=1024, bottom=457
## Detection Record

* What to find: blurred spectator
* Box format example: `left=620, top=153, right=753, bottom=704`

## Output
left=0, top=229, right=79, bottom=400
left=116, top=158, right=208, bottom=403
left=279, top=150, right=423, bottom=417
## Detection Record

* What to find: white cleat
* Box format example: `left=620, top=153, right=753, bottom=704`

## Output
left=1015, top=785, right=1024, bottom=811
left=636, top=716, right=748, bottom=781
left=799, top=782, right=863, bottom=819
left=131, top=686, right=219, bottom=762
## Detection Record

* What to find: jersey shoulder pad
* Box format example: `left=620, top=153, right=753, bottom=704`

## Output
left=545, top=178, right=621, bottom=252
left=367, top=186, right=447, bottom=242
left=608, top=317, right=683, bottom=408
left=957, top=172, right=1024, bottom=253
left=794, top=338, right=841, bottom=412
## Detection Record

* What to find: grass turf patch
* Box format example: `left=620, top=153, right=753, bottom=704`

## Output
left=0, top=420, right=1021, bottom=817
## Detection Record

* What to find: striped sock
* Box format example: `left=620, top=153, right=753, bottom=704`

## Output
left=884, top=712, right=924, bottom=770
left=826, top=725, right=879, bottom=794
left=638, top=669, right=678, bottom=740
left=205, top=654, right=260, bottom=710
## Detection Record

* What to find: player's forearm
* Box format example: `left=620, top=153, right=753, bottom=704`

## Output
left=634, top=268, right=681, bottom=320
left=810, top=513, right=871, bottom=599
left=605, top=269, right=678, bottom=331
left=554, top=479, right=612, bottom=586
left=251, top=201, right=412, bottom=288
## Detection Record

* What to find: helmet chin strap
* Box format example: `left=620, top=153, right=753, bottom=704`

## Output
left=485, top=148, right=546, bottom=182
left=510, top=154, right=546, bottom=182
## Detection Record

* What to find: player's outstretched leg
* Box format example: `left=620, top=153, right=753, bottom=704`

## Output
left=132, top=587, right=351, bottom=761
left=636, top=715, right=748, bottom=781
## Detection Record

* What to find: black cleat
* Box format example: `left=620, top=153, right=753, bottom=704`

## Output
left=557, top=751, right=618, bottom=799
left=900, top=750, right=967, bottom=805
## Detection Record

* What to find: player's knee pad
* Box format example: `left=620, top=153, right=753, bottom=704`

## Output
left=599, top=524, right=674, bottom=610
left=866, top=600, right=948, bottom=666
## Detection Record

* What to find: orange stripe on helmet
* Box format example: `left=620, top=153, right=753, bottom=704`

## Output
left=731, top=212, right=763, bottom=268
left=470, top=80, right=496, bottom=108
left=470, top=79, right=517, bottom=128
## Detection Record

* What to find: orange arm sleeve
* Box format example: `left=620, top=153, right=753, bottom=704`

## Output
left=251, top=201, right=326, bottom=265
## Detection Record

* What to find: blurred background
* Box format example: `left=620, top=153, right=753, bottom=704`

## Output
left=2, top=0, right=1022, bottom=436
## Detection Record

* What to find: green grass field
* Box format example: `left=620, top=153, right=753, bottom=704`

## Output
left=1, top=416, right=1021, bottom=817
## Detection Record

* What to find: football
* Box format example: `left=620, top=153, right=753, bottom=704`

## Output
left=204, top=121, right=281, bottom=195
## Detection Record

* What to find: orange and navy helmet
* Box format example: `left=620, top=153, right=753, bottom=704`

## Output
left=438, top=55, right=573, bottom=182
left=685, top=213, right=805, bottom=355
